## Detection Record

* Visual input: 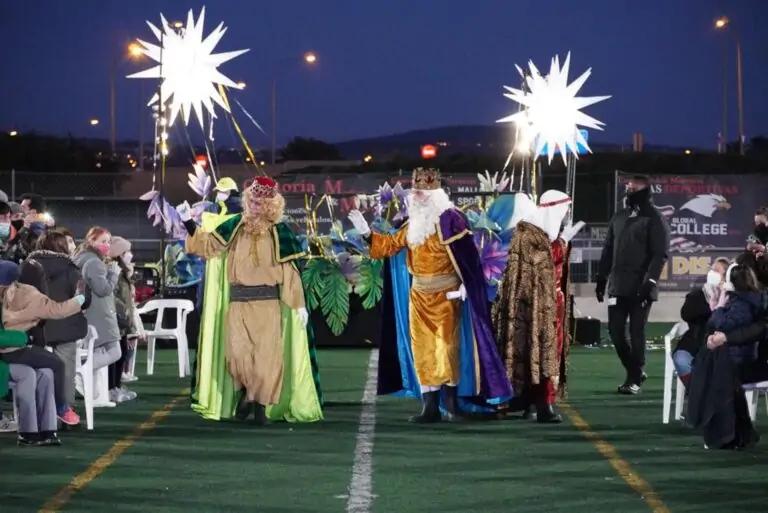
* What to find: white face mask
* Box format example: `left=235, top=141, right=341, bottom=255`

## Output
left=216, top=191, right=229, bottom=202
left=706, top=270, right=722, bottom=286
left=122, top=251, right=133, bottom=265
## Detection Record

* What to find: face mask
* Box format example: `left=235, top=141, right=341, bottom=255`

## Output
left=216, top=192, right=229, bottom=202
left=625, top=187, right=651, bottom=208
left=122, top=251, right=133, bottom=265
left=95, top=243, right=110, bottom=256
left=11, top=219, right=23, bottom=231
left=29, top=222, right=46, bottom=236
left=0, top=223, right=10, bottom=240
left=706, top=270, right=721, bottom=286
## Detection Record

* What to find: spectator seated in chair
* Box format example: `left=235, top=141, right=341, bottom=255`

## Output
left=672, top=257, right=730, bottom=388
left=1, top=306, right=62, bottom=446
left=0, top=259, right=87, bottom=427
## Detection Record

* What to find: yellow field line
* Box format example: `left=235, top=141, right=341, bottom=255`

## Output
left=560, top=402, right=671, bottom=513
left=38, top=389, right=189, bottom=513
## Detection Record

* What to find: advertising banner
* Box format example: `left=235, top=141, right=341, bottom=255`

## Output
left=657, top=250, right=742, bottom=291
left=615, top=173, right=767, bottom=252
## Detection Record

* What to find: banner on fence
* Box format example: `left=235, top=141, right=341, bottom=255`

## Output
left=657, top=250, right=742, bottom=291
left=278, top=173, right=482, bottom=234
left=615, top=173, right=767, bottom=251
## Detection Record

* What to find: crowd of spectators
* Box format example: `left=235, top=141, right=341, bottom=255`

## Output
left=0, top=190, right=144, bottom=446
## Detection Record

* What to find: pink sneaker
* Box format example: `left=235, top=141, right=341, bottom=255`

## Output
left=58, top=407, right=80, bottom=426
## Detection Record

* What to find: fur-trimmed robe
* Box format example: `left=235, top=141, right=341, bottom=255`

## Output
left=492, top=221, right=571, bottom=399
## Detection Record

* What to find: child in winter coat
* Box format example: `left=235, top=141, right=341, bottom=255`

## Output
left=707, top=263, right=766, bottom=364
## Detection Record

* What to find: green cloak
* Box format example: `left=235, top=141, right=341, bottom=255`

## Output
left=191, top=215, right=323, bottom=422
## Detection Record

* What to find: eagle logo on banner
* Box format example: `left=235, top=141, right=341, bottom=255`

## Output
left=658, top=193, right=731, bottom=253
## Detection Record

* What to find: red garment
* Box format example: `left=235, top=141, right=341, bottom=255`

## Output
left=536, top=239, right=567, bottom=405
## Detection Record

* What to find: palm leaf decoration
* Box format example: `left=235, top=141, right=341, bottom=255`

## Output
left=301, top=258, right=350, bottom=336
left=355, top=258, right=384, bottom=309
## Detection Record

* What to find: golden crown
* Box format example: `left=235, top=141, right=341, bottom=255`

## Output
left=412, top=167, right=441, bottom=190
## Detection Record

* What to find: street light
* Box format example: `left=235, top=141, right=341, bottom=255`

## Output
left=110, top=41, right=145, bottom=154
left=271, top=52, right=318, bottom=164
left=90, top=118, right=100, bottom=126
left=715, top=16, right=745, bottom=155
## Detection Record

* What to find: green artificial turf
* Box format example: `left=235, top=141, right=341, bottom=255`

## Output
left=1, top=335, right=767, bottom=512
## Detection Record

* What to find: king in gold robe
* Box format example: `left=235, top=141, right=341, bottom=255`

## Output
left=349, top=168, right=512, bottom=423
left=181, top=176, right=322, bottom=425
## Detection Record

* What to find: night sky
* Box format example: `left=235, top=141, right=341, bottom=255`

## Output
left=2, top=0, right=766, bottom=149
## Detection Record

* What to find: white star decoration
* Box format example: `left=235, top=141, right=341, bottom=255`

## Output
left=497, top=52, right=610, bottom=164
left=127, top=6, right=249, bottom=128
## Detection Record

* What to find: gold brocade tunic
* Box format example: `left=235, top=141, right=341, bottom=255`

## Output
left=370, top=226, right=462, bottom=387
left=186, top=227, right=305, bottom=404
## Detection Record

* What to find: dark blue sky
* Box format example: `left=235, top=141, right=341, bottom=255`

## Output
left=2, top=1, right=766, bottom=149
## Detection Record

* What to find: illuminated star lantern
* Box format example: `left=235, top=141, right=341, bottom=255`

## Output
left=127, top=6, right=249, bottom=128
left=497, top=52, right=610, bottom=164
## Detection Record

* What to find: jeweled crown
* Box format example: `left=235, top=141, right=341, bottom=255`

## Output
left=248, top=176, right=278, bottom=198
left=412, top=167, right=441, bottom=190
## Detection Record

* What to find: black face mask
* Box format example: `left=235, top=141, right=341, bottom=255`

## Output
left=625, top=187, right=651, bottom=208
left=755, top=224, right=768, bottom=242
left=11, top=219, right=23, bottom=231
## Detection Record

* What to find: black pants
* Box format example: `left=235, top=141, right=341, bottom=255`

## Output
left=2, top=346, right=68, bottom=412
left=608, top=295, right=651, bottom=385
left=107, top=337, right=129, bottom=390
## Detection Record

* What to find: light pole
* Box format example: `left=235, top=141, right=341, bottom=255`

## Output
left=109, top=42, right=145, bottom=155
left=271, top=52, right=317, bottom=165
left=715, top=16, right=745, bottom=155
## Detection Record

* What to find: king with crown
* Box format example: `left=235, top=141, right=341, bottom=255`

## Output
left=177, top=176, right=323, bottom=425
left=348, top=168, right=512, bottom=423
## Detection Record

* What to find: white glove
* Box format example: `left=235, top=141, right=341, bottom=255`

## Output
left=446, top=284, right=467, bottom=301
left=297, top=307, right=309, bottom=327
left=348, top=209, right=371, bottom=236
left=176, top=201, right=192, bottom=222
left=108, top=261, right=120, bottom=274
left=560, top=221, right=586, bottom=244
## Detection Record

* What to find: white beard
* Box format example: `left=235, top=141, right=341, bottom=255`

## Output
left=406, top=189, right=454, bottom=248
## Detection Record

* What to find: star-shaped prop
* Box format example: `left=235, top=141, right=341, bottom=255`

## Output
left=497, top=52, right=610, bottom=164
left=127, top=6, right=249, bottom=128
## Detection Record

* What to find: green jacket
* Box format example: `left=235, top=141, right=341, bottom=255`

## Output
left=0, top=303, right=29, bottom=398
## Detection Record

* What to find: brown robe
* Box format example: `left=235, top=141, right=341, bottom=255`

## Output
left=492, top=221, right=570, bottom=398
left=186, top=227, right=305, bottom=405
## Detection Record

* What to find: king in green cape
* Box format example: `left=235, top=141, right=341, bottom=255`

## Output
left=182, top=176, right=323, bottom=424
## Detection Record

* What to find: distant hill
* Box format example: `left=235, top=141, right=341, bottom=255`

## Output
left=333, top=125, right=694, bottom=160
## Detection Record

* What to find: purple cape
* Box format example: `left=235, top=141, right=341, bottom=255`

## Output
left=376, top=209, right=512, bottom=401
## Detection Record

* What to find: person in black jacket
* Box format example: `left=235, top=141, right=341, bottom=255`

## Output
left=28, top=230, right=90, bottom=416
left=672, top=257, right=730, bottom=387
left=597, top=175, right=670, bottom=394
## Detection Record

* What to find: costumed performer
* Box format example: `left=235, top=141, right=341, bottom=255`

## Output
left=348, top=168, right=512, bottom=423
left=189, top=177, right=242, bottom=405
left=178, top=176, right=322, bottom=425
left=492, top=190, right=584, bottom=423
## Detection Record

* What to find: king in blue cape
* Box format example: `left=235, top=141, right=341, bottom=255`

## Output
left=349, top=168, right=512, bottom=423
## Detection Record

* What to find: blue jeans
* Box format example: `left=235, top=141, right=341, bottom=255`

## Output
left=672, top=350, right=694, bottom=378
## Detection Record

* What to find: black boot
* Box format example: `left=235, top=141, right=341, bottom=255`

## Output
left=536, top=404, right=563, bottom=424
left=409, top=391, right=441, bottom=424
left=442, top=386, right=463, bottom=422
left=38, top=431, right=63, bottom=446
left=236, top=395, right=254, bottom=421
left=253, top=403, right=270, bottom=426
left=522, top=404, right=537, bottom=420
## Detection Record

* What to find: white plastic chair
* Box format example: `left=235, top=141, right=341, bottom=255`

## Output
left=136, top=299, right=194, bottom=378
left=75, top=325, right=99, bottom=430
left=742, top=381, right=768, bottom=421
left=663, top=321, right=689, bottom=424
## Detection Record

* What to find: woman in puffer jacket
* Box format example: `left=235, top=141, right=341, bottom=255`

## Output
left=106, top=236, right=143, bottom=403
left=73, top=226, right=121, bottom=406
left=27, top=230, right=91, bottom=422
